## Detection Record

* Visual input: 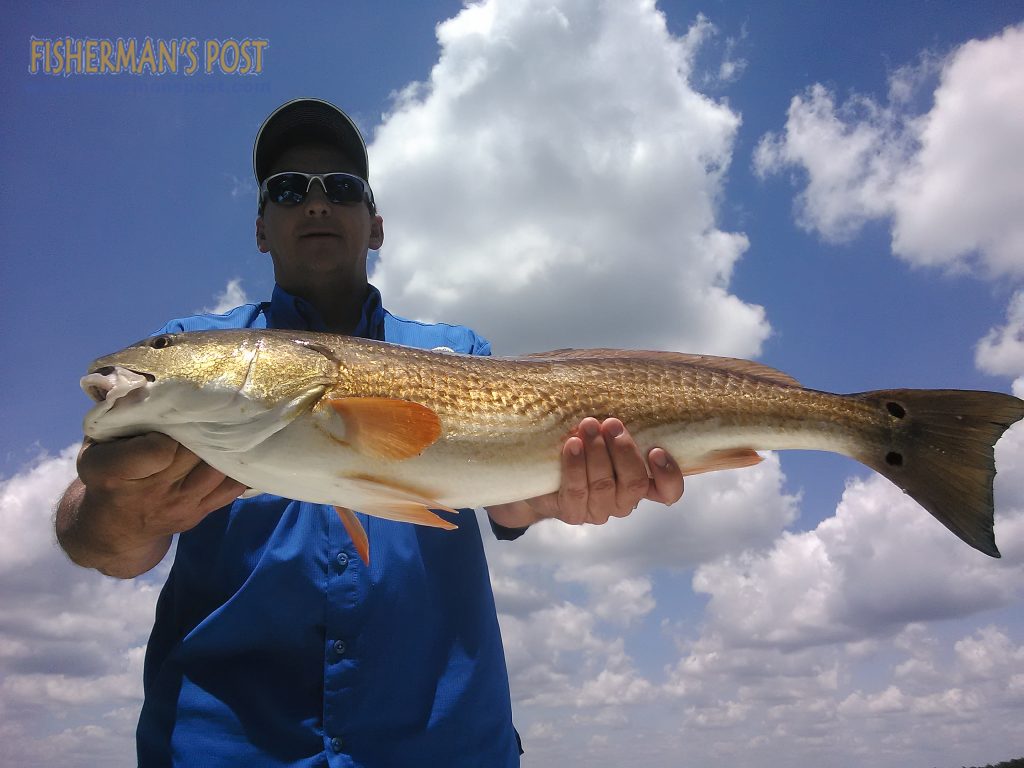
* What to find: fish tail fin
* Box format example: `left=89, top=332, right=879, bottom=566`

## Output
left=853, top=389, right=1024, bottom=558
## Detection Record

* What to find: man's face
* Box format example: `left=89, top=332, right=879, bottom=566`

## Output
left=255, top=143, right=383, bottom=294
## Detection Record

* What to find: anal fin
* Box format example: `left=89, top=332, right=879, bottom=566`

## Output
left=334, top=506, right=370, bottom=565
left=345, top=475, right=459, bottom=530
left=680, top=448, right=763, bottom=477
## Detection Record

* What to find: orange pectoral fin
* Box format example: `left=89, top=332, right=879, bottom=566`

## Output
left=679, top=448, right=763, bottom=477
left=326, top=396, right=442, bottom=460
left=335, top=506, right=370, bottom=565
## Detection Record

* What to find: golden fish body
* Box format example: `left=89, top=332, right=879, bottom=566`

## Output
left=82, top=329, right=1024, bottom=559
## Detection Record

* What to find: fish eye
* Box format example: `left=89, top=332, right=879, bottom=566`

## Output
left=149, top=335, right=174, bottom=350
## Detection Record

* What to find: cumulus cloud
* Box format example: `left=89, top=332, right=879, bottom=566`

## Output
left=369, top=0, right=768, bottom=357
left=651, top=619, right=1024, bottom=768
left=224, top=172, right=257, bottom=201
left=200, top=277, right=251, bottom=315
left=692, top=422, right=1024, bottom=651
left=0, top=447, right=167, bottom=767
left=676, top=13, right=748, bottom=89
left=483, top=453, right=799, bottom=760
left=494, top=453, right=795, bottom=573
left=755, top=23, right=1024, bottom=278
left=977, top=289, right=1024, bottom=382
left=548, top=419, right=1024, bottom=765
left=833, top=625, right=1024, bottom=754
left=0, top=445, right=78, bottom=574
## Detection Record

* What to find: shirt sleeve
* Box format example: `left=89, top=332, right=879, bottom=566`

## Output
left=472, top=335, right=492, bottom=356
left=488, top=517, right=531, bottom=541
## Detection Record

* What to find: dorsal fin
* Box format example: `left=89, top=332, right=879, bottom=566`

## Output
left=512, top=348, right=801, bottom=387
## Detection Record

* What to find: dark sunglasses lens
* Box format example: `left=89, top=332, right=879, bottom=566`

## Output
left=266, top=173, right=309, bottom=205
left=324, top=174, right=365, bottom=204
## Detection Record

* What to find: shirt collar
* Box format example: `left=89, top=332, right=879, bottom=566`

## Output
left=265, top=283, right=385, bottom=340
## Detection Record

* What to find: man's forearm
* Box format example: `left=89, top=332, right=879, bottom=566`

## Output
left=55, top=479, right=172, bottom=579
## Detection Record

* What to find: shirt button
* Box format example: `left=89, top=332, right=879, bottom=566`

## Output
left=330, top=736, right=343, bottom=752
left=333, top=639, right=347, bottom=656
left=335, top=552, right=349, bottom=570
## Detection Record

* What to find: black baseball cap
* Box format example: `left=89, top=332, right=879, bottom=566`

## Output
left=253, top=98, right=370, bottom=184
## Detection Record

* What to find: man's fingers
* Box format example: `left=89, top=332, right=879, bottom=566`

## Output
left=177, top=459, right=233, bottom=499
left=199, top=476, right=248, bottom=515
left=79, top=432, right=181, bottom=482
left=602, top=419, right=651, bottom=515
left=164, top=442, right=209, bottom=482
left=557, top=435, right=589, bottom=525
left=580, top=418, right=615, bottom=522
left=646, top=448, right=684, bottom=505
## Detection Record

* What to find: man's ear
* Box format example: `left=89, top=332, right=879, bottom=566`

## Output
left=369, top=213, right=384, bottom=251
left=256, top=216, right=270, bottom=253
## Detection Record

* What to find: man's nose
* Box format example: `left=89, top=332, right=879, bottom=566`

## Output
left=304, top=179, right=331, bottom=216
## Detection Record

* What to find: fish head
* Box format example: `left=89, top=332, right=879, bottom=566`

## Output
left=81, top=330, right=337, bottom=444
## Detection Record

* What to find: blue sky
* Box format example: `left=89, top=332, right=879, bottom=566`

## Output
left=2, top=2, right=1023, bottom=767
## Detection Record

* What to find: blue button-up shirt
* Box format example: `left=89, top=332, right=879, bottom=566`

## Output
left=136, top=285, right=522, bottom=767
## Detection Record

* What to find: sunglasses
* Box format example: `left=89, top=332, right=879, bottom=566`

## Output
left=260, top=171, right=375, bottom=208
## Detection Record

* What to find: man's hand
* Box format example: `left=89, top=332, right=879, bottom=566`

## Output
left=55, top=433, right=246, bottom=578
left=486, top=417, right=684, bottom=529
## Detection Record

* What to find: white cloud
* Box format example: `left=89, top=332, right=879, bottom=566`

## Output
left=756, top=23, right=1024, bottom=278
left=225, top=172, right=257, bottom=200
left=588, top=576, right=654, bottom=626
left=955, top=625, right=1024, bottom=682
left=370, top=0, right=768, bottom=357
left=753, top=83, right=906, bottom=241
left=977, top=289, right=1024, bottom=380
left=483, top=451, right=801, bottom=760
left=0, top=447, right=167, bottom=766
left=832, top=625, right=1024, bottom=751
left=751, top=43, right=1024, bottom=762
left=716, top=34, right=748, bottom=86
left=0, top=444, right=77, bottom=573
left=200, top=277, right=250, bottom=315
left=651, top=618, right=1024, bottom=767
left=692, top=421, right=1024, bottom=651
left=677, top=13, right=748, bottom=89
left=487, top=453, right=798, bottom=579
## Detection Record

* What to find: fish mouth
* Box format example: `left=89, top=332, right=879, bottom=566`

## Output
left=81, top=366, right=154, bottom=405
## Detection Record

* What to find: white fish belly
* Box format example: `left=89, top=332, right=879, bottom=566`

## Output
left=170, top=416, right=561, bottom=511
left=170, top=415, right=861, bottom=512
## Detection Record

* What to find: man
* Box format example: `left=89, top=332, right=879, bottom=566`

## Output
left=56, top=98, right=685, bottom=767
